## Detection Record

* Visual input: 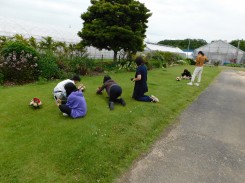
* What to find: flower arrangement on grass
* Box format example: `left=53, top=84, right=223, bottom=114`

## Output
left=78, top=84, right=86, bottom=92
left=176, top=76, right=181, bottom=81
left=29, top=98, right=42, bottom=108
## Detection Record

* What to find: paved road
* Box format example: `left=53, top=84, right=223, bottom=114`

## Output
left=118, top=70, right=245, bottom=183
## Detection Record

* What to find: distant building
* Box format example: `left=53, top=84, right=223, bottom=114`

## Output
left=182, top=49, right=194, bottom=59
left=144, top=42, right=186, bottom=57
left=194, top=40, right=245, bottom=65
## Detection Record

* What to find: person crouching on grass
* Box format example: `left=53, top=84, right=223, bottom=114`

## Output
left=53, top=75, right=81, bottom=104
left=187, top=51, right=208, bottom=86
left=57, top=82, right=87, bottom=118
left=181, top=69, right=192, bottom=79
left=96, top=75, right=126, bottom=110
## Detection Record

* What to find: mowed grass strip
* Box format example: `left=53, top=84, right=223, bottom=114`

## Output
left=0, top=66, right=221, bottom=183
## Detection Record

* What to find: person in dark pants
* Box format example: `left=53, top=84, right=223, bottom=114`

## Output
left=96, top=75, right=126, bottom=110
left=181, top=69, right=192, bottom=79
left=132, top=56, right=159, bottom=102
left=57, top=82, right=87, bottom=118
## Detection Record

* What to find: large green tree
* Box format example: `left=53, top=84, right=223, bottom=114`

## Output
left=78, top=0, right=152, bottom=61
left=229, top=39, right=245, bottom=52
left=158, top=39, right=207, bottom=50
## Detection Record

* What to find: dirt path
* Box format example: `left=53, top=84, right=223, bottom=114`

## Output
left=118, top=70, right=245, bottom=183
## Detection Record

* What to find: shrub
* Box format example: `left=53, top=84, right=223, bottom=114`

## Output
left=95, top=61, right=116, bottom=71
left=147, top=51, right=184, bottom=68
left=0, top=72, right=4, bottom=85
left=69, top=56, right=95, bottom=75
left=225, top=63, right=242, bottom=67
left=150, top=60, right=162, bottom=68
left=176, top=60, right=187, bottom=65
left=0, top=41, right=39, bottom=83
left=57, top=71, right=74, bottom=80
left=213, top=61, right=220, bottom=66
left=93, top=66, right=104, bottom=73
left=185, top=58, right=196, bottom=65
left=38, top=51, right=59, bottom=80
left=115, top=60, right=137, bottom=72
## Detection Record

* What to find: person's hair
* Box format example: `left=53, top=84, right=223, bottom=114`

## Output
left=71, top=75, right=81, bottom=82
left=184, top=69, right=188, bottom=72
left=103, top=75, right=111, bottom=83
left=198, top=51, right=204, bottom=56
left=135, top=56, right=144, bottom=66
left=64, top=82, right=78, bottom=97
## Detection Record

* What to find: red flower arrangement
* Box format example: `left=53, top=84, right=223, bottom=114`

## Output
left=29, top=98, right=42, bottom=108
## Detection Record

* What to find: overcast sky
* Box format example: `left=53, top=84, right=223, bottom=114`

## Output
left=0, top=0, right=245, bottom=43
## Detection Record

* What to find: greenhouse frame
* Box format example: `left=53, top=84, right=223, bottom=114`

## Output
left=1, top=16, right=187, bottom=60
left=194, top=40, right=245, bottom=65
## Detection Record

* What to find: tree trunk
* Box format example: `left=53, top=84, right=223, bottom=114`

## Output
left=113, top=51, right=117, bottom=62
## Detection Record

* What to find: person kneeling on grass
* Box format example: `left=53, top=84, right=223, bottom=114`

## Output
left=132, top=56, right=159, bottom=103
left=96, top=75, right=126, bottom=110
left=57, top=82, right=87, bottom=118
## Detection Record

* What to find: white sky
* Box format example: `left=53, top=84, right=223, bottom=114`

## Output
left=0, top=0, right=245, bottom=43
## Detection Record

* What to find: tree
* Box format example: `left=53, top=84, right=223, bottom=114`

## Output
left=39, top=36, right=57, bottom=51
left=78, top=0, right=152, bottom=62
left=158, top=39, right=207, bottom=50
left=29, top=36, right=39, bottom=49
left=230, top=39, right=245, bottom=52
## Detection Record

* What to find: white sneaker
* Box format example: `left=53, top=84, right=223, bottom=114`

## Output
left=187, top=82, right=193, bottom=86
left=194, top=83, right=199, bottom=86
left=150, top=95, right=159, bottom=102
left=63, top=113, right=69, bottom=116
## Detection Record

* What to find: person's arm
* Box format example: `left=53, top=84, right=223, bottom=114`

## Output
left=133, top=74, right=141, bottom=82
left=96, top=84, right=106, bottom=94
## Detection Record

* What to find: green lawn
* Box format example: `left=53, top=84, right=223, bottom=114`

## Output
left=0, top=66, right=221, bottom=183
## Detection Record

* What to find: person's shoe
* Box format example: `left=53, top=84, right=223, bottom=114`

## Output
left=187, top=82, right=193, bottom=86
left=150, top=95, right=159, bottom=103
left=120, top=98, right=126, bottom=106
left=63, top=113, right=69, bottom=117
left=194, top=83, right=200, bottom=86
left=109, top=102, right=114, bottom=110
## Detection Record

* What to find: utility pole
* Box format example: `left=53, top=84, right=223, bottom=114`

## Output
left=187, top=39, right=190, bottom=58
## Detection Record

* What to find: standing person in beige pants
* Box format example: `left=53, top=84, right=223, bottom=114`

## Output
left=187, top=51, right=208, bottom=86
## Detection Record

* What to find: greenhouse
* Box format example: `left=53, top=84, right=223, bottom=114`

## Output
left=0, top=16, right=81, bottom=43
left=0, top=16, right=187, bottom=60
left=194, top=40, right=245, bottom=65
left=145, top=42, right=186, bottom=57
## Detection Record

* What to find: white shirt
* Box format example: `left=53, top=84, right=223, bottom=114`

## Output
left=54, top=79, right=75, bottom=93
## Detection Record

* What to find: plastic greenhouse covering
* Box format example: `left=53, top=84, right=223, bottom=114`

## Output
left=0, top=16, right=80, bottom=43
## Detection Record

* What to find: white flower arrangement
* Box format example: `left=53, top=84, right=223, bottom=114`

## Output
left=29, top=98, right=42, bottom=108
left=78, top=84, right=86, bottom=92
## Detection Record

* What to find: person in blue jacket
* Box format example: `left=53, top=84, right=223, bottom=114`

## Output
left=57, top=82, right=87, bottom=118
left=132, top=56, right=159, bottom=102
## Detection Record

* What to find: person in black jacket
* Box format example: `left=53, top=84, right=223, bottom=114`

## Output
left=96, top=75, right=126, bottom=110
left=181, top=69, right=192, bottom=79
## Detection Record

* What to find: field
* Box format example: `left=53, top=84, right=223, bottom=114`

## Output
left=0, top=66, right=221, bottom=183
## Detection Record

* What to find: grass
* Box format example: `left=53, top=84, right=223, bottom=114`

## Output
left=0, top=66, right=222, bottom=183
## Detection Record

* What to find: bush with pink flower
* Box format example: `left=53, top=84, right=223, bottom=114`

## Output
left=0, top=41, right=39, bottom=83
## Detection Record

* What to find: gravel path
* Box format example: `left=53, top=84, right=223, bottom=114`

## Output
left=118, top=70, right=245, bottom=183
